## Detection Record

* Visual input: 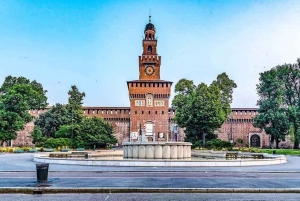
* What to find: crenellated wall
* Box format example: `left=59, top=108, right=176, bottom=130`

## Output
left=10, top=107, right=292, bottom=148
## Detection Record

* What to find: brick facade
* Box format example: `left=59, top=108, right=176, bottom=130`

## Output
left=7, top=18, right=292, bottom=148
left=12, top=107, right=293, bottom=148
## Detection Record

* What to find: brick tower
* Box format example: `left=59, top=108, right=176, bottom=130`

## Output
left=127, top=16, right=172, bottom=142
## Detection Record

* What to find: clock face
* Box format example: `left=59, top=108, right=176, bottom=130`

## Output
left=145, top=66, right=155, bottom=76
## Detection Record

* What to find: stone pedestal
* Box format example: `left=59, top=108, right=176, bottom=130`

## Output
left=127, top=146, right=133, bottom=158
left=122, top=142, right=192, bottom=159
left=138, top=145, right=146, bottom=159
left=170, top=145, right=178, bottom=159
left=177, top=145, right=183, bottom=159
left=146, top=145, right=154, bottom=159
left=123, top=146, right=128, bottom=158
left=162, top=146, right=170, bottom=159
left=154, top=145, right=163, bottom=158
left=132, top=145, right=139, bottom=158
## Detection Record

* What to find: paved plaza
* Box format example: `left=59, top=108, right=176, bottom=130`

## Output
left=0, top=152, right=300, bottom=201
left=0, top=153, right=300, bottom=190
left=0, top=153, right=300, bottom=172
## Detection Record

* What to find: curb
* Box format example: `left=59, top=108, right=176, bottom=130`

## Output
left=1, top=170, right=300, bottom=173
left=1, top=188, right=300, bottom=194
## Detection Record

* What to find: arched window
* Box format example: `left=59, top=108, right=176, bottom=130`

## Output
left=148, top=45, right=152, bottom=52
left=250, top=134, right=261, bottom=147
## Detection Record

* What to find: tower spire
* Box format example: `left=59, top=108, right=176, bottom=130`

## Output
left=149, top=9, right=151, bottom=23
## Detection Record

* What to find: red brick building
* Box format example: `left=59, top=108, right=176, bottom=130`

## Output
left=127, top=18, right=172, bottom=142
left=10, top=18, right=293, bottom=149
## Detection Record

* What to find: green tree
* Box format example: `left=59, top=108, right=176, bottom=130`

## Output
left=44, top=138, right=71, bottom=148
left=0, top=76, right=47, bottom=143
left=211, top=72, right=237, bottom=117
left=256, top=59, right=300, bottom=149
left=276, top=60, right=300, bottom=148
left=65, top=85, right=85, bottom=148
left=172, top=73, right=236, bottom=146
left=30, top=126, right=46, bottom=147
left=0, top=76, right=48, bottom=109
left=55, top=125, right=72, bottom=138
left=66, top=85, right=85, bottom=124
left=253, top=101, right=290, bottom=149
left=78, top=116, right=117, bottom=148
left=254, top=69, right=290, bottom=148
left=34, top=103, right=70, bottom=138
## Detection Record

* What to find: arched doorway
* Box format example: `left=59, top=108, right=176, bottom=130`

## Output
left=250, top=134, right=261, bottom=147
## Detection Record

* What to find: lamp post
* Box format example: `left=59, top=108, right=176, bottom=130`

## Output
left=230, top=112, right=233, bottom=150
left=71, top=111, right=74, bottom=149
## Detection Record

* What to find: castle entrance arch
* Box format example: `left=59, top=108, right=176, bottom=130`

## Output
left=250, top=134, right=261, bottom=147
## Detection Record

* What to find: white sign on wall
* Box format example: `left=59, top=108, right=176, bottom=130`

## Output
left=131, top=132, right=138, bottom=140
left=154, top=100, right=165, bottom=106
left=135, top=100, right=145, bottom=106
left=145, top=123, right=153, bottom=135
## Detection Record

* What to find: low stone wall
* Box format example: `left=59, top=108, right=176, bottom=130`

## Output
left=33, top=154, right=287, bottom=167
left=122, top=142, right=192, bottom=159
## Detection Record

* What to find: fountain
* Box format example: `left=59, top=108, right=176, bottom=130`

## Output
left=33, top=135, right=287, bottom=167
left=122, top=132, right=192, bottom=159
left=123, top=142, right=192, bottom=159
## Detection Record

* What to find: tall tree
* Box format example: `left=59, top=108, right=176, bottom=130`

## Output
left=254, top=68, right=290, bottom=149
left=211, top=72, right=237, bottom=117
left=276, top=61, right=300, bottom=148
left=30, top=126, right=46, bottom=147
left=0, top=76, right=48, bottom=109
left=172, top=73, right=236, bottom=145
left=66, top=85, right=85, bottom=124
left=77, top=116, right=117, bottom=148
left=256, top=60, right=300, bottom=149
left=0, top=76, right=47, bottom=143
left=34, top=103, right=70, bottom=138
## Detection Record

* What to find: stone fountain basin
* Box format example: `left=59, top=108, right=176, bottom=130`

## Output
left=33, top=149, right=287, bottom=167
left=122, top=142, right=192, bottom=159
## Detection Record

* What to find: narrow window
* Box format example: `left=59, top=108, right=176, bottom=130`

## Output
left=148, top=111, right=151, bottom=114
left=148, top=45, right=152, bottom=52
left=155, top=111, right=157, bottom=114
left=142, top=111, right=144, bottom=114
left=162, top=111, right=164, bottom=114
left=135, top=111, right=137, bottom=114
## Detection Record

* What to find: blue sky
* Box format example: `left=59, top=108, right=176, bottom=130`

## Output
left=1, top=0, right=300, bottom=108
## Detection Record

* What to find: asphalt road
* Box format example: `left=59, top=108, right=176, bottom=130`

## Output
left=0, top=171, right=299, bottom=188
left=1, top=193, right=300, bottom=201
left=0, top=153, right=300, bottom=189
left=1, top=171, right=300, bottom=178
